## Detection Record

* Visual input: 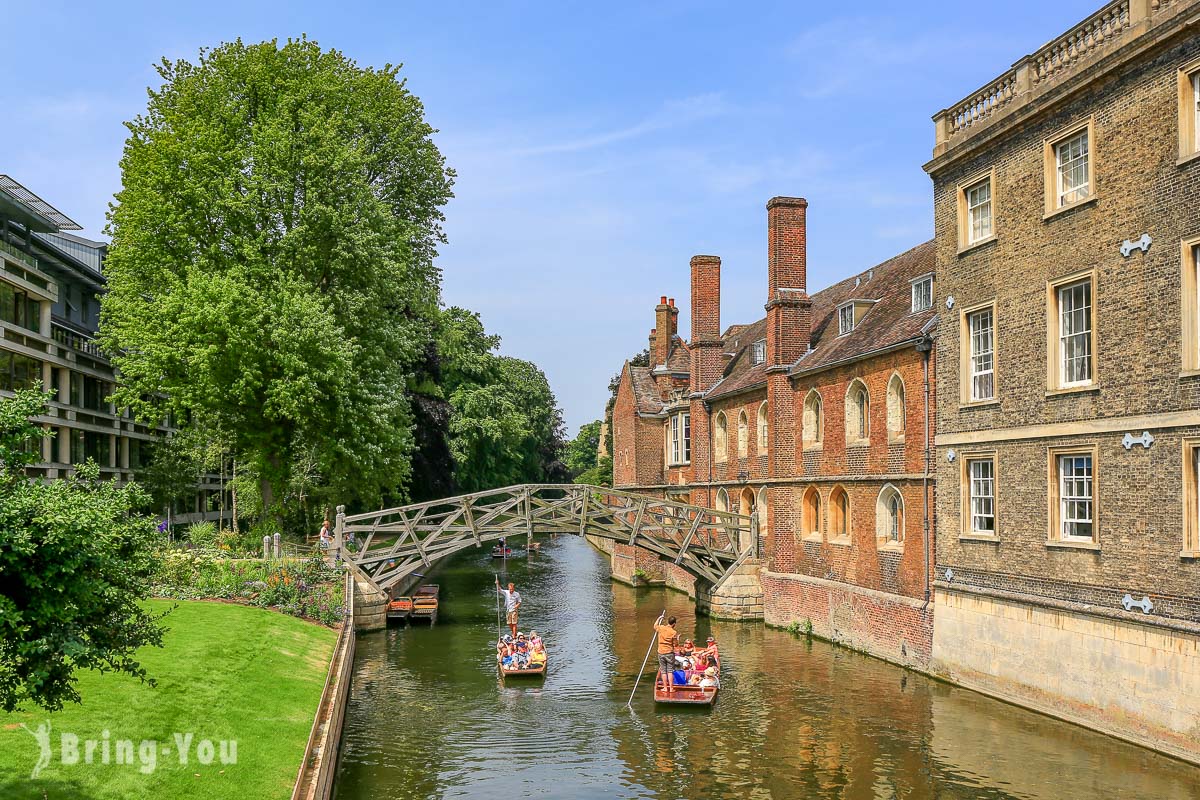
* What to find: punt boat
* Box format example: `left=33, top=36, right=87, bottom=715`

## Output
left=410, top=584, right=439, bottom=625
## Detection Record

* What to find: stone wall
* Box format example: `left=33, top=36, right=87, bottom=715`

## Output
left=931, top=586, right=1200, bottom=765
left=763, top=569, right=933, bottom=671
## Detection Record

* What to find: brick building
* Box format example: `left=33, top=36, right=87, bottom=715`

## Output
left=611, top=197, right=938, bottom=669
left=925, top=0, right=1200, bottom=763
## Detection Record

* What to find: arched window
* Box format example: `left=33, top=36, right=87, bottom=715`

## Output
left=714, top=412, right=728, bottom=462
left=876, top=484, right=904, bottom=546
left=830, top=485, right=850, bottom=540
left=802, top=390, right=823, bottom=448
left=739, top=486, right=756, bottom=518
left=716, top=488, right=729, bottom=513
left=756, top=487, right=769, bottom=538
left=846, top=380, right=869, bottom=443
left=886, top=373, right=906, bottom=441
left=802, top=487, right=822, bottom=539
left=757, top=402, right=769, bottom=453
left=737, top=410, right=749, bottom=458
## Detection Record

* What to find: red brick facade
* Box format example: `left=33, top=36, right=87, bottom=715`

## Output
left=611, top=195, right=937, bottom=670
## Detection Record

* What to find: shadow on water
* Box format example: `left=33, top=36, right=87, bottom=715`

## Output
left=333, top=536, right=1200, bottom=800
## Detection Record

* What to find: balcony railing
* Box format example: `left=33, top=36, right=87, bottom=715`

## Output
left=52, top=322, right=107, bottom=360
left=932, top=0, right=1189, bottom=155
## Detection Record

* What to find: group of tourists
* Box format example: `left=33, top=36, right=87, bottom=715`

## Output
left=654, top=615, right=720, bottom=693
left=496, top=630, right=547, bottom=670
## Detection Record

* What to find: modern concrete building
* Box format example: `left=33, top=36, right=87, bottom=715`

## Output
left=0, top=174, right=222, bottom=524
left=924, top=0, right=1200, bottom=765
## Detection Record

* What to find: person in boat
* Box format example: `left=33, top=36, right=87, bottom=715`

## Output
left=681, top=639, right=695, bottom=657
left=529, top=642, right=547, bottom=668
left=654, top=616, right=680, bottom=694
left=496, top=578, right=522, bottom=638
left=514, top=633, right=531, bottom=667
left=699, top=635, right=720, bottom=670
left=529, top=630, right=543, bottom=650
left=699, top=667, right=718, bottom=689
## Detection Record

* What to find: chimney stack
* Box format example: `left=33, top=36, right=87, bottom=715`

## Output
left=653, top=296, right=674, bottom=366
left=689, top=255, right=723, bottom=392
left=765, top=197, right=812, bottom=367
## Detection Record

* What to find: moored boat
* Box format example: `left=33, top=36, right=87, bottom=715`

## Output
left=410, top=584, right=439, bottom=624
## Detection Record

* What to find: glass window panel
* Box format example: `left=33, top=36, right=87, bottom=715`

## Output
left=969, top=309, right=995, bottom=401
left=969, top=459, right=995, bottom=533
left=1058, top=454, right=1094, bottom=540
left=1058, top=281, right=1092, bottom=385
left=1056, top=131, right=1090, bottom=207
left=966, top=179, right=992, bottom=243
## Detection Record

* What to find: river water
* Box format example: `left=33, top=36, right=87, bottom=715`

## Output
left=333, top=536, right=1199, bottom=799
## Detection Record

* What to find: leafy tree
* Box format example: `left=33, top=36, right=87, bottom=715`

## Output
left=573, top=454, right=613, bottom=487
left=0, top=391, right=164, bottom=711
left=101, top=37, right=454, bottom=521
left=436, top=308, right=566, bottom=492
left=565, top=419, right=603, bottom=477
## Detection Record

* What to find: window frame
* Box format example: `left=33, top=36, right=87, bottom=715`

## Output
left=1178, top=58, right=1200, bottom=163
left=956, top=169, right=996, bottom=252
left=713, top=411, right=728, bottom=463
left=876, top=484, right=904, bottom=550
left=750, top=339, right=766, bottom=366
left=829, top=485, right=851, bottom=544
left=886, top=373, right=905, bottom=442
left=837, top=302, right=854, bottom=336
left=757, top=401, right=768, bottom=452
left=737, top=409, right=749, bottom=459
left=910, top=274, right=933, bottom=314
left=1046, top=270, right=1098, bottom=393
left=802, top=390, right=823, bottom=450
left=1182, top=437, right=1200, bottom=557
left=801, top=486, right=823, bottom=542
left=1181, top=236, right=1200, bottom=374
left=1047, top=444, right=1099, bottom=547
left=845, top=380, right=870, bottom=444
left=959, top=301, right=997, bottom=405
left=960, top=452, right=998, bottom=539
left=1043, top=118, right=1096, bottom=217
left=667, top=411, right=691, bottom=466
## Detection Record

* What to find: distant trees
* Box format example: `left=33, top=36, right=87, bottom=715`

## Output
left=0, top=391, right=163, bottom=711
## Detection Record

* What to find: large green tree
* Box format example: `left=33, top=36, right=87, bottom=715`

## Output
left=101, top=38, right=454, bottom=517
left=565, top=419, right=603, bottom=477
left=0, top=391, right=163, bottom=711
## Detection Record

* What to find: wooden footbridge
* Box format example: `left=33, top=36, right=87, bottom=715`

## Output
left=332, top=484, right=757, bottom=594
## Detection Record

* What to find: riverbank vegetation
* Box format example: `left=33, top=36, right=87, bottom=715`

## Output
left=0, top=600, right=335, bottom=800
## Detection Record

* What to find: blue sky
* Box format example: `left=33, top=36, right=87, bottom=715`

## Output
left=0, top=1, right=1101, bottom=435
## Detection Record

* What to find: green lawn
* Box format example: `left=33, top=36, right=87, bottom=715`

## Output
left=0, top=600, right=337, bottom=800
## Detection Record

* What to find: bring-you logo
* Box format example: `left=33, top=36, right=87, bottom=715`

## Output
left=19, top=722, right=237, bottom=778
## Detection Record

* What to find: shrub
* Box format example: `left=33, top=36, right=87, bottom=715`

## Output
left=186, top=521, right=218, bottom=549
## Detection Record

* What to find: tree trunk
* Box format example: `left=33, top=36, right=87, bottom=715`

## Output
left=231, top=459, right=239, bottom=536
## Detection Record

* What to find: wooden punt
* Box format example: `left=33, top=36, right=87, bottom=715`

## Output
left=653, top=677, right=718, bottom=705
left=498, top=655, right=548, bottom=677
left=386, top=595, right=413, bottom=622
left=410, top=585, right=439, bottom=625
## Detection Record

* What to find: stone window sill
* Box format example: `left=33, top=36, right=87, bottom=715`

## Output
left=1043, top=195, right=1097, bottom=221
left=802, top=533, right=823, bottom=543
left=877, top=542, right=904, bottom=554
left=829, top=536, right=853, bottom=547
left=1180, top=369, right=1200, bottom=379
left=1045, top=384, right=1099, bottom=398
left=959, top=533, right=1000, bottom=543
left=847, top=439, right=869, bottom=448
left=888, top=435, right=905, bottom=445
left=960, top=398, right=999, bottom=409
left=1045, top=539, right=1100, bottom=552
left=957, top=234, right=998, bottom=256
left=1177, top=150, right=1200, bottom=168
left=802, top=443, right=823, bottom=452
left=1180, top=549, right=1200, bottom=560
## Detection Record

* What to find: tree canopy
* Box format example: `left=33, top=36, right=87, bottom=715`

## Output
left=0, top=392, right=163, bottom=712
left=101, top=37, right=455, bottom=516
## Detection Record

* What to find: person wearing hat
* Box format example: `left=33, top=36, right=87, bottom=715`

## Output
left=699, top=667, right=717, bottom=689
left=697, top=635, right=720, bottom=671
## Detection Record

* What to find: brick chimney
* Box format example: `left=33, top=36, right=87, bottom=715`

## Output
left=689, top=255, right=722, bottom=392
left=765, top=197, right=812, bottom=367
left=652, top=296, right=674, bottom=366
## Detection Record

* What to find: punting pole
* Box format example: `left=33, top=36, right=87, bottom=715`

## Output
left=627, top=610, right=666, bottom=709
left=493, top=573, right=503, bottom=641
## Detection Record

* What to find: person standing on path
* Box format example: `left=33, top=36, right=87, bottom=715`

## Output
left=655, top=616, right=680, bottom=694
left=496, top=579, right=522, bottom=638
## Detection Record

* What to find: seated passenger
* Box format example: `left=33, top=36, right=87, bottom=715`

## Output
left=529, top=631, right=543, bottom=649
left=699, top=667, right=717, bottom=688
left=681, top=639, right=695, bottom=657
left=529, top=646, right=546, bottom=666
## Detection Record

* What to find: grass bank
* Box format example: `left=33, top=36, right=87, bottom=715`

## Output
left=0, top=599, right=336, bottom=800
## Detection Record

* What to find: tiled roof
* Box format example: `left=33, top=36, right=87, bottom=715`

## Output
left=705, top=317, right=769, bottom=401
left=704, top=239, right=936, bottom=399
left=628, top=365, right=665, bottom=415
left=792, top=239, right=936, bottom=375
left=665, top=336, right=691, bottom=374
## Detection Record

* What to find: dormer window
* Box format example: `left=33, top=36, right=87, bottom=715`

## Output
left=750, top=340, right=765, bottom=365
left=911, top=274, right=933, bottom=313
left=838, top=303, right=854, bottom=336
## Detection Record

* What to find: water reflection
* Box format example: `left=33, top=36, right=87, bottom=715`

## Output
left=334, top=536, right=1199, bottom=799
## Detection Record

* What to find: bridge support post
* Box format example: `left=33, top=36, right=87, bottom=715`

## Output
left=329, top=505, right=345, bottom=568
left=695, top=561, right=764, bottom=621
left=351, top=576, right=388, bottom=632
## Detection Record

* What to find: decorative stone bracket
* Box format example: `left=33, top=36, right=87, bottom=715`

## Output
left=1120, top=233, right=1151, bottom=257
left=1121, top=593, right=1154, bottom=614
left=1121, top=431, right=1154, bottom=450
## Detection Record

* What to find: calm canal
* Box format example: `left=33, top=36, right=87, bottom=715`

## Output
left=333, top=536, right=1199, bottom=799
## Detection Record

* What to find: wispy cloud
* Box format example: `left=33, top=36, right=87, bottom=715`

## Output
left=507, top=93, right=732, bottom=156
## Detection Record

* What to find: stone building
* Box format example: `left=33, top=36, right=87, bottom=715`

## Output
left=611, top=197, right=938, bottom=669
left=0, top=174, right=222, bottom=524
left=924, top=0, right=1200, bottom=764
